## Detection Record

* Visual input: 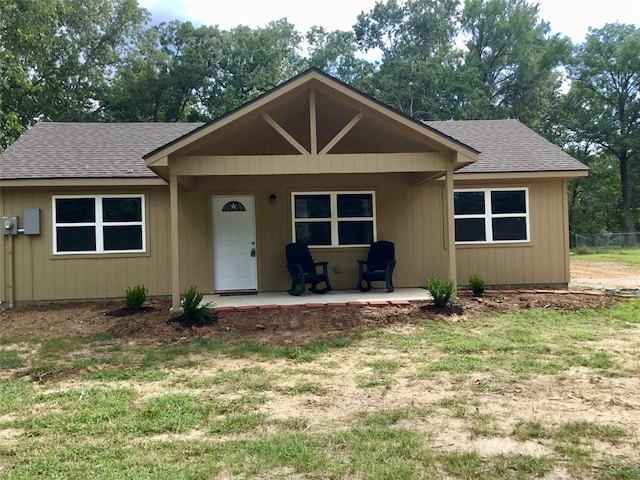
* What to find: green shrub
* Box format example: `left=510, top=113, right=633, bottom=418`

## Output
left=180, top=286, right=215, bottom=325
left=469, top=274, right=485, bottom=297
left=426, top=277, right=456, bottom=307
left=575, top=245, right=590, bottom=255
left=124, top=284, right=147, bottom=309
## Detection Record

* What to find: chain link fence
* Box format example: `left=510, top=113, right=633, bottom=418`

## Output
left=574, top=232, right=640, bottom=253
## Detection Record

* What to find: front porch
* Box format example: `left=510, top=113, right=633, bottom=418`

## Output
left=203, top=287, right=431, bottom=311
left=142, top=70, right=478, bottom=309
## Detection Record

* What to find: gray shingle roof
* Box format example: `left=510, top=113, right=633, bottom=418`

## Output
left=1, top=118, right=586, bottom=181
left=0, top=122, right=201, bottom=180
left=426, top=119, right=587, bottom=174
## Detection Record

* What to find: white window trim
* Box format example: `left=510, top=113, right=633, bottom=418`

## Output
left=52, top=194, right=146, bottom=255
left=454, top=187, right=530, bottom=244
left=291, top=191, right=377, bottom=248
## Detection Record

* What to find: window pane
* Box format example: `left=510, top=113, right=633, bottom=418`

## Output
left=338, top=221, right=373, bottom=245
left=103, top=197, right=142, bottom=222
left=337, top=194, right=373, bottom=217
left=491, top=191, right=526, bottom=214
left=56, top=198, right=95, bottom=223
left=294, top=195, right=330, bottom=218
left=295, top=222, right=331, bottom=245
left=56, top=226, right=96, bottom=252
left=492, top=218, right=527, bottom=241
left=104, top=226, right=143, bottom=250
left=454, top=191, right=485, bottom=215
left=455, top=218, right=486, bottom=242
left=221, top=201, right=246, bottom=212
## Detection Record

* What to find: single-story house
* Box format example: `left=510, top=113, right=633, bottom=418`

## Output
left=0, top=69, right=588, bottom=308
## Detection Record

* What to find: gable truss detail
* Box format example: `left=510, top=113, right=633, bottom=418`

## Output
left=261, top=89, right=364, bottom=156
left=261, top=113, right=309, bottom=155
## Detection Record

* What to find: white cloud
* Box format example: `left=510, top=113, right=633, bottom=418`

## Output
left=537, top=0, right=640, bottom=42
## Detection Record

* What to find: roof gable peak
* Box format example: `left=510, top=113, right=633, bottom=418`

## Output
left=143, top=68, right=476, bottom=163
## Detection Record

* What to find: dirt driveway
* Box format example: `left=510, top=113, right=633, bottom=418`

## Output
left=570, top=259, right=640, bottom=291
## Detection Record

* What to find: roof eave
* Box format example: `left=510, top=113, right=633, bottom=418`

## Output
left=0, top=177, right=168, bottom=188
left=453, top=170, right=589, bottom=181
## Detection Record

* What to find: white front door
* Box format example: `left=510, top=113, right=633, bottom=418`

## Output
left=212, top=195, right=258, bottom=292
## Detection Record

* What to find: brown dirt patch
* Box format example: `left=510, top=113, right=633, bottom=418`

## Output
left=570, top=259, right=640, bottom=291
left=0, top=293, right=618, bottom=346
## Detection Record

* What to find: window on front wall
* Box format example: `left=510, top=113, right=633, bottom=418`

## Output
left=53, top=195, right=145, bottom=254
left=454, top=188, right=529, bottom=243
left=292, top=192, right=376, bottom=247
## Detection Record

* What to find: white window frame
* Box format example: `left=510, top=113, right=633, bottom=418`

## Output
left=291, top=191, right=377, bottom=248
left=52, top=194, right=146, bottom=255
left=454, top=187, right=530, bottom=244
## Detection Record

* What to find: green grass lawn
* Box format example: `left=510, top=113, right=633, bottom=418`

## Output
left=0, top=298, right=639, bottom=479
left=572, top=249, right=640, bottom=265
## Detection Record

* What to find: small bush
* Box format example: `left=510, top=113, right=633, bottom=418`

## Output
left=180, top=286, right=216, bottom=325
left=124, top=284, right=147, bottom=309
left=575, top=245, right=590, bottom=255
left=426, top=277, right=456, bottom=307
left=469, top=274, right=485, bottom=297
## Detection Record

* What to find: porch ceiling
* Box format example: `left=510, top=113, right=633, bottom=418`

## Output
left=178, top=83, right=441, bottom=157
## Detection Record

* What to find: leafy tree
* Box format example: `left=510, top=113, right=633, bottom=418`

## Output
left=43, top=0, right=147, bottom=120
left=567, top=23, right=640, bottom=240
left=354, top=0, right=463, bottom=120
left=104, top=21, right=223, bottom=122
left=459, top=0, right=571, bottom=131
left=204, top=20, right=302, bottom=117
left=0, top=0, right=58, bottom=149
left=304, top=26, right=374, bottom=88
left=0, top=0, right=148, bottom=148
left=110, top=19, right=303, bottom=122
left=568, top=152, right=624, bottom=236
left=0, top=1, right=27, bottom=149
left=352, top=0, right=569, bottom=127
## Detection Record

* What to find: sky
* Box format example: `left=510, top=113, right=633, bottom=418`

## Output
left=137, top=0, right=640, bottom=44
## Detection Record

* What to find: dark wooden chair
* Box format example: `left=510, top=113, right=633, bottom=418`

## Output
left=285, top=242, right=332, bottom=296
left=356, top=241, right=396, bottom=292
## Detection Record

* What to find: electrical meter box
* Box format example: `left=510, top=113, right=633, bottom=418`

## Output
left=24, top=208, right=41, bottom=235
left=2, top=215, right=18, bottom=235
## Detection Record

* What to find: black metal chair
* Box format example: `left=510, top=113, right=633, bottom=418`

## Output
left=356, top=241, right=396, bottom=292
left=285, top=242, right=332, bottom=296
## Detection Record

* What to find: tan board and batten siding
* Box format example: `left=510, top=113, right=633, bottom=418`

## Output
left=1, top=186, right=172, bottom=302
left=177, top=173, right=450, bottom=295
left=2, top=175, right=570, bottom=303
left=453, top=178, right=571, bottom=288
left=0, top=172, right=452, bottom=302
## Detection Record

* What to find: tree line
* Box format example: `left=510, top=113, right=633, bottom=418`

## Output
left=1, top=0, right=638, bottom=237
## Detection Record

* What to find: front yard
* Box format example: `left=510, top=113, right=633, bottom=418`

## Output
left=0, top=291, right=639, bottom=479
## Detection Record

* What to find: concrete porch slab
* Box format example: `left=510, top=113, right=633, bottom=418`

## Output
left=202, top=288, right=431, bottom=309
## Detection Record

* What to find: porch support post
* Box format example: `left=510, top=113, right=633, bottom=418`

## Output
left=561, top=179, right=571, bottom=284
left=170, top=174, right=181, bottom=309
left=0, top=186, right=5, bottom=305
left=310, top=89, right=318, bottom=154
left=444, top=164, right=457, bottom=284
